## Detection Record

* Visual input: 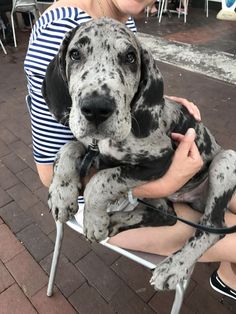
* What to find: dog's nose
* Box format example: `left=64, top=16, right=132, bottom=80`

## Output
left=81, top=96, right=115, bottom=125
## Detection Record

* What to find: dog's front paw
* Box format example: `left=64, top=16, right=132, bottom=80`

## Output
left=48, top=178, right=81, bottom=223
left=150, top=256, right=189, bottom=290
left=84, top=211, right=110, bottom=242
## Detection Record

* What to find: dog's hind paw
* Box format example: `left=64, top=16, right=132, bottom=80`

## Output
left=84, top=212, right=110, bottom=242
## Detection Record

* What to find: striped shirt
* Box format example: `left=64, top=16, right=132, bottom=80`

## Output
left=24, top=7, right=137, bottom=164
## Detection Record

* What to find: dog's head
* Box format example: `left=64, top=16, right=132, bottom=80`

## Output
left=42, top=18, right=163, bottom=141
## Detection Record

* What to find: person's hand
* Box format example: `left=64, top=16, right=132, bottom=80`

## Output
left=165, top=95, right=201, bottom=122
left=132, top=128, right=203, bottom=199
left=166, top=128, right=203, bottom=189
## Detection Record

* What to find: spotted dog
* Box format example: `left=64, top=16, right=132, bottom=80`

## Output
left=42, top=18, right=236, bottom=291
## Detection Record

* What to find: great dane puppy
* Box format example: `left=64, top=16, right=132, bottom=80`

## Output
left=42, top=18, right=236, bottom=290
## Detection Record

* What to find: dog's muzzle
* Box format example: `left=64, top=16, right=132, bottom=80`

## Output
left=81, top=95, right=115, bottom=126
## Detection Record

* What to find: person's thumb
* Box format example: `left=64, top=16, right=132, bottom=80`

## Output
left=176, top=128, right=196, bottom=155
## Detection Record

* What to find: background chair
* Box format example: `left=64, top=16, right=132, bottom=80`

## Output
left=205, top=0, right=222, bottom=17
left=0, top=17, right=7, bottom=54
left=11, top=0, right=41, bottom=47
left=158, top=0, right=189, bottom=23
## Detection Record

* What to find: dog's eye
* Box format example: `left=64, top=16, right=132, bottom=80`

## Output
left=125, top=52, right=136, bottom=64
left=70, top=50, right=80, bottom=61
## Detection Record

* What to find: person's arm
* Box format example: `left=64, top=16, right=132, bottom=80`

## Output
left=132, top=128, right=203, bottom=198
left=36, top=164, right=54, bottom=188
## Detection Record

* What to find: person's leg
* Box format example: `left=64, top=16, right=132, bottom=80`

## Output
left=109, top=194, right=236, bottom=292
left=108, top=202, right=201, bottom=255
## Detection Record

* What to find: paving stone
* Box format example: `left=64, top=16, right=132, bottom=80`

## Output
left=0, top=162, right=20, bottom=189
left=7, top=183, right=39, bottom=210
left=0, top=224, right=25, bottom=263
left=110, top=284, right=156, bottom=314
left=40, top=252, right=85, bottom=297
left=34, top=186, right=49, bottom=206
left=184, top=284, right=233, bottom=314
left=2, top=118, right=32, bottom=146
left=69, top=282, right=115, bottom=314
left=0, top=126, right=18, bottom=144
left=1, top=153, right=28, bottom=174
left=27, top=201, right=55, bottom=235
left=6, top=250, right=48, bottom=297
left=111, top=256, right=155, bottom=302
left=9, top=140, right=36, bottom=170
left=17, top=223, right=54, bottom=262
left=16, top=167, right=42, bottom=192
left=0, top=187, right=12, bottom=208
left=76, top=251, right=125, bottom=302
left=31, top=286, right=77, bottom=314
left=0, top=283, right=37, bottom=314
left=0, top=201, right=33, bottom=233
left=49, top=226, right=91, bottom=263
left=0, top=139, right=11, bottom=157
left=0, top=260, right=14, bottom=293
left=91, top=242, right=120, bottom=266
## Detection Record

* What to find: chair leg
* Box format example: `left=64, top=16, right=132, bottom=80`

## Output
left=47, top=221, right=64, bottom=297
left=10, top=13, right=17, bottom=48
left=0, top=39, right=7, bottom=54
left=170, top=265, right=194, bottom=314
left=159, top=0, right=166, bottom=23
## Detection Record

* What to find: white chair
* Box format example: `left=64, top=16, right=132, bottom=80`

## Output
left=205, top=0, right=222, bottom=17
left=158, top=0, right=189, bottom=23
left=0, top=17, right=7, bottom=54
left=25, top=95, right=192, bottom=314
left=48, top=216, right=193, bottom=314
left=11, top=0, right=41, bottom=47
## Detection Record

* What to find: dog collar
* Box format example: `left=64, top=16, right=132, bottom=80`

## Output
left=78, top=139, right=99, bottom=178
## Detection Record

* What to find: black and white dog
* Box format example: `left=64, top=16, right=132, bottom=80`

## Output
left=42, top=18, right=236, bottom=290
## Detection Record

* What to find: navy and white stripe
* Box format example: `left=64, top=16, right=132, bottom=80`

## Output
left=24, top=7, right=137, bottom=164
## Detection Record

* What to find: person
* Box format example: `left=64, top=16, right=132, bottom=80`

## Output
left=24, top=0, right=236, bottom=300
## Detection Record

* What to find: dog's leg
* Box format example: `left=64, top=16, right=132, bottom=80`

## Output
left=48, top=141, right=86, bottom=222
left=109, top=198, right=177, bottom=236
left=150, top=149, right=236, bottom=291
left=83, top=166, right=143, bottom=242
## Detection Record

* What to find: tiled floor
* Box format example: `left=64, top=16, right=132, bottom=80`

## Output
left=0, top=4, right=236, bottom=314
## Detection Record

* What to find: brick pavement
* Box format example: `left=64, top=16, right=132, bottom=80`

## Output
left=0, top=6, right=236, bottom=314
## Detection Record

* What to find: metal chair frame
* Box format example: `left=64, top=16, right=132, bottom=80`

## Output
left=205, top=0, right=222, bottom=17
left=11, top=0, right=41, bottom=47
left=48, top=217, right=192, bottom=314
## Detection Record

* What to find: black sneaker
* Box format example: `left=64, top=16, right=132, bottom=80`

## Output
left=210, top=270, right=236, bottom=300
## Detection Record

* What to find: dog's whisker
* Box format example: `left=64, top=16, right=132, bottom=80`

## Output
left=131, top=113, right=141, bottom=136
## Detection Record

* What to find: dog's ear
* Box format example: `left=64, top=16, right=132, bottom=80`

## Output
left=42, top=27, right=79, bottom=126
left=131, top=45, right=164, bottom=138
left=138, top=46, right=164, bottom=106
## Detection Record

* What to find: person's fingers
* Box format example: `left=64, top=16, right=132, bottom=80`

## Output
left=171, top=132, right=185, bottom=142
left=174, top=128, right=196, bottom=155
left=165, top=95, right=201, bottom=121
left=188, top=141, right=200, bottom=158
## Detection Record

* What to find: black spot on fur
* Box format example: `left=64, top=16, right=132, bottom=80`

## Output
left=142, top=78, right=163, bottom=107
left=81, top=71, right=89, bottom=81
left=78, top=36, right=91, bottom=46
left=211, top=189, right=236, bottom=226
left=120, top=148, right=174, bottom=181
left=132, top=109, right=158, bottom=138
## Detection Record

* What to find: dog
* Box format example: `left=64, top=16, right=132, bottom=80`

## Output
left=42, top=18, right=236, bottom=291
